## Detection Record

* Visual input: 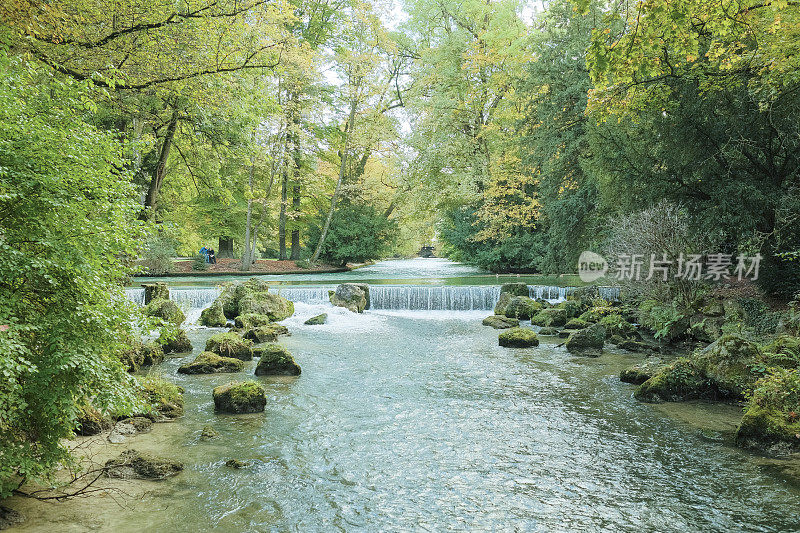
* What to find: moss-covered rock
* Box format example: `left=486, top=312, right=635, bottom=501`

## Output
left=735, top=368, right=800, bottom=454
left=620, top=360, right=666, bottom=385
left=244, top=325, right=280, bottom=343
left=254, top=344, right=301, bottom=376
left=213, top=381, right=267, bottom=413
left=555, top=299, right=584, bottom=319
left=304, top=313, right=328, bottom=325
left=145, top=298, right=185, bottom=326
left=74, top=403, right=112, bottom=436
left=234, top=313, right=272, bottom=330
left=503, top=296, right=542, bottom=320
left=500, top=282, right=529, bottom=297
left=762, top=335, right=800, bottom=369
left=531, top=308, right=568, bottom=328
left=142, top=282, right=169, bottom=305
left=498, top=327, right=539, bottom=348
left=159, top=328, right=193, bottom=354
left=205, top=332, right=253, bottom=361
left=579, top=306, right=616, bottom=323
left=200, top=301, right=227, bottom=327
left=482, top=315, right=520, bottom=329
left=599, top=314, right=637, bottom=339
left=537, top=326, right=559, bottom=336
left=200, top=425, right=220, bottom=439
left=494, top=292, right=512, bottom=316
left=634, top=358, right=711, bottom=402
left=565, top=323, right=606, bottom=357
left=118, top=339, right=164, bottom=372
left=329, top=283, right=368, bottom=313
left=689, top=314, right=724, bottom=343
left=694, top=334, right=761, bottom=397
left=177, top=352, right=245, bottom=374
left=618, top=339, right=656, bottom=353
left=105, top=449, right=183, bottom=480
left=563, top=318, right=589, bottom=330
left=137, top=374, right=184, bottom=420
left=239, top=291, right=294, bottom=321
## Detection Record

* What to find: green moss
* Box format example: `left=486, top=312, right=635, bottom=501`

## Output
left=599, top=314, right=637, bottom=338
left=634, top=358, right=712, bottom=402
left=503, top=296, right=542, bottom=320
left=578, top=306, right=616, bottom=323
left=494, top=292, right=512, bottom=316
left=531, top=308, right=568, bottom=327
left=239, top=291, right=295, bottom=321
left=736, top=368, right=800, bottom=453
left=254, top=344, right=301, bottom=376
left=213, top=381, right=267, bottom=413
left=620, top=360, right=666, bottom=385
left=563, top=318, right=589, bottom=330
left=137, top=374, right=184, bottom=419
left=483, top=315, right=520, bottom=329
left=498, top=327, right=539, bottom=348
left=499, top=282, right=529, bottom=297
left=144, top=298, right=186, bottom=326
left=234, top=313, right=272, bottom=330
left=762, top=335, right=800, bottom=369
left=564, top=323, right=605, bottom=357
left=177, top=351, right=245, bottom=374
left=158, top=328, right=192, bottom=354
left=200, top=302, right=227, bottom=327
left=304, top=313, right=328, bottom=325
left=555, top=300, right=584, bottom=319
left=205, top=332, right=253, bottom=361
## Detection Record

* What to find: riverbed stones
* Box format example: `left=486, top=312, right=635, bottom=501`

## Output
left=159, top=328, right=193, bottom=354
left=213, top=381, right=267, bottom=414
left=145, top=298, right=185, bottom=326
left=107, top=417, right=153, bottom=443
left=105, top=450, right=183, bottom=480
left=225, top=459, right=250, bottom=469
left=565, top=323, right=606, bottom=357
left=482, top=315, right=520, bottom=329
left=142, top=282, right=169, bottom=305
left=329, top=283, right=368, bottom=313
left=254, top=344, right=301, bottom=376
left=200, top=302, right=227, bottom=327
left=200, top=425, right=220, bottom=439
left=178, top=352, right=245, bottom=374
left=205, top=332, right=253, bottom=361
left=305, top=313, right=328, bottom=325
left=498, top=327, right=539, bottom=348
left=620, top=359, right=666, bottom=385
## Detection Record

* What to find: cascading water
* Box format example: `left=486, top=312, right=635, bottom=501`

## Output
left=369, top=285, right=501, bottom=311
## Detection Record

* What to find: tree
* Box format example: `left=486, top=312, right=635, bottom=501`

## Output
left=0, top=52, right=145, bottom=496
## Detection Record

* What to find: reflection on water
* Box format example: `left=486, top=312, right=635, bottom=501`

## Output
left=13, top=305, right=800, bottom=532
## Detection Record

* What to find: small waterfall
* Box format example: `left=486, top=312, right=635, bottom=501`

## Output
left=169, top=287, right=222, bottom=310
left=274, top=287, right=333, bottom=304
left=125, top=288, right=145, bottom=306
left=369, top=286, right=501, bottom=311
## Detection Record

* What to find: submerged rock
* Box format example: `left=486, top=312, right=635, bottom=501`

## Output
left=205, top=332, right=253, bottom=361
left=0, top=506, right=25, bottom=530
left=225, top=459, right=250, bottom=469
left=178, top=351, right=245, bottom=374
left=105, top=450, right=183, bottom=480
left=145, top=298, right=185, bottom=326
left=159, top=328, right=193, bottom=354
left=107, top=417, right=153, bottom=443
left=213, top=381, right=267, bottom=414
left=537, top=326, right=559, bottom=336
left=565, top=323, right=606, bottom=357
left=498, top=327, right=539, bottom=348
left=482, top=315, right=520, bottom=329
left=635, top=358, right=720, bottom=403
left=329, top=283, right=368, bottom=313
left=304, top=313, right=328, bottom=325
left=200, top=302, right=227, bottom=327
left=254, top=344, right=301, bottom=376
left=200, top=425, right=220, bottom=439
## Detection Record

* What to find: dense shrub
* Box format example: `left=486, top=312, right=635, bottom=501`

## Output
left=309, top=203, right=398, bottom=266
left=142, top=235, right=175, bottom=275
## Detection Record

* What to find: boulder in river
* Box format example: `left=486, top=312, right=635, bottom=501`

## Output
left=200, top=302, right=227, bottom=327
left=254, top=344, right=301, bottom=376
left=599, top=314, right=638, bottom=339
left=565, top=323, right=606, bottom=357
left=563, top=318, right=589, bottom=330
left=244, top=325, right=280, bottom=343
left=503, top=296, right=542, bottom=320
left=238, top=291, right=294, bottom=321
left=159, top=328, right=193, bottom=354
left=498, top=327, right=539, bottom=348
left=74, top=403, right=112, bottom=436
left=304, top=313, right=328, bottom=325
left=531, top=308, right=568, bottom=328
left=136, top=375, right=184, bottom=420
left=145, top=298, right=185, bottom=326
left=178, top=351, right=245, bottom=374
left=142, top=282, right=169, bottom=305
left=213, top=381, right=267, bottom=413
left=735, top=368, right=800, bottom=455
left=482, top=315, right=520, bottom=329
left=234, top=313, right=273, bottom=330
left=205, top=332, right=253, bottom=361
left=620, top=359, right=666, bottom=385
left=329, top=283, right=368, bottom=313
left=118, top=338, right=164, bottom=372
left=500, top=282, right=529, bottom=297
left=105, top=450, right=183, bottom=480
left=537, top=326, right=559, bottom=336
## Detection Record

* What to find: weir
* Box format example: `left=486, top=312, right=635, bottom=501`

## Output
left=125, top=284, right=620, bottom=313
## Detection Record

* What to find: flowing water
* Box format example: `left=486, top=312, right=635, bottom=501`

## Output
left=12, top=259, right=800, bottom=531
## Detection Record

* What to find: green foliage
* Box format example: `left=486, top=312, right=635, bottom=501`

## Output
left=308, top=203, right=398, bottom=266
left=141, top=235, right=175, bottom=275
left=192, top=254, right=210, bottom=271
left=738, top=298, right=781, bottom=336
left=0, top=52, right=145, bottom=496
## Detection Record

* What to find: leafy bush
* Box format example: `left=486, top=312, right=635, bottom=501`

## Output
left=142, top=235, right=175, bottom=275
left=192, top=254, right=209, bottom=271
left=308, top=203, right=398, bottom=266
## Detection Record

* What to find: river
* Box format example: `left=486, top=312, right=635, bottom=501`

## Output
left=10, top=258, right=800, bottom=532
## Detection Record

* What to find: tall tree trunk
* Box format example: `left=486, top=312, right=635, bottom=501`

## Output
left=279, top=168, right=288, bottom=260
left=290, top=183, right=301, bottom=260
left=218, top=236, right=234, bottom=258
left=141, top=106, right=179, bottom=220
left=241, top=141, right=257, bottom=271
left=312, top=99, right=357, bottom=263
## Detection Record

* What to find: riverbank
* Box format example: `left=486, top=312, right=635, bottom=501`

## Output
left=136, top=258, right=348, bottom=277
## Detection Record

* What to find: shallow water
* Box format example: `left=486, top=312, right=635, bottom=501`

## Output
left=12, top=303, right=800, bottom=532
